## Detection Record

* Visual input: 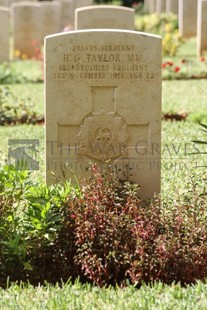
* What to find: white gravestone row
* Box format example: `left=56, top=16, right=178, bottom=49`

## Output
left=2, top=1, right=135, bottom=62
left=147, top=0, right=178, bottom=14
left=10, top=0, right=95, bottom=59
left=141, top=0, right=207, bottom=57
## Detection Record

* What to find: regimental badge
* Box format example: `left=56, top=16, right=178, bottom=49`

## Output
left=79, top=110, right=128, bottom=161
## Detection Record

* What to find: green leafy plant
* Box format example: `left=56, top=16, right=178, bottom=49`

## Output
left=0, top=61, right=44, bottom=84
left=0, top=165, right=73, bottom=284
left=0, top=86, right=43, bottom=125
left=0, top=62, right=29, bottom=84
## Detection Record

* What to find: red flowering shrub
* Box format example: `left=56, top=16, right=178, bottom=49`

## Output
left=67, top=165, right=142, bottom=286
left=162, top=56, right=207, bottom=79
left=128, top=203, right=207, bottom=285
left=162, top=61, right=180, bottom=74
left=60, top=166, right=207, bottom=287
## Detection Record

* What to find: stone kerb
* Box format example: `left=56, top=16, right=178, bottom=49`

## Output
left=45, top=29, right=162, bottom=199
left=75, top=5, right=135, bottom=30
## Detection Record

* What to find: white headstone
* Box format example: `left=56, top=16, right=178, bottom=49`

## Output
left=197, top=0, right=207, bottom=56
left=0, top=7, right=10, bottom=63
left=74, top=0, right=93, bottom=9
left=41, top=1, right=61, bottom=42
left=11, top=2, right=42, bottom=58
left=59, top=0, right=74, bottom=30
left=166, top=0, right=178, bottom=13
left=179, top=0, right=198, bottom=38
left=156, top=0, right=166, bottom=13
left=144, top=0, right=150, bottom=12
left=149, top=0, right=156, bottom=13
left=0, top=0, right=9, bottom=7
left=75, top=5, right=134, bottom=30
left=45, top=29, right=162, bottom=199
left=10, top=0, right=38, bottom=4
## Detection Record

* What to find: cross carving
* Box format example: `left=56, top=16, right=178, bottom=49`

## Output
left=57, top=86, right=149, bottom=162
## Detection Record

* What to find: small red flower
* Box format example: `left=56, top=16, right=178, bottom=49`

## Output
left=174, top=66, right=180, bottom=72
left=167, top=61, right=174, bottom=67
left=162, top=63, right=167, bottom=69
left=200, top=57, right=205, bottom=62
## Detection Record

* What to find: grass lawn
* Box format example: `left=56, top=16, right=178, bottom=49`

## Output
left=1, top=280, right=207, bottom=309
left=162, top=80, right=207, bottom=116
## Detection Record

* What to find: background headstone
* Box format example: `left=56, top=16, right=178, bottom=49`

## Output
left=149, top=0, right=156, bottom=13
left=0, top=0, right=9, bottom=7
left=179, top=0, right=198, bottom=38
left=74, top=0, right=93, bottom=9
left=11, top=2, right=42, bottom=58
left=166, top=0, right=178, bottom=14
left=45, top=30, right=162, bottom=199
left=75, top=5, right=135, bottom=30
left=144, top=0, right=150, bottom=13
left=41, top=1, right=61, bottom=42
left=0, top=7, right=10, bottom=63
left=197, top=0, right=207, bottom=56
left=10, top=0, right=38, bottom=3
left=156, top=0, right=166, bottom=13
left=59, top=0, right=74, bottom=30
